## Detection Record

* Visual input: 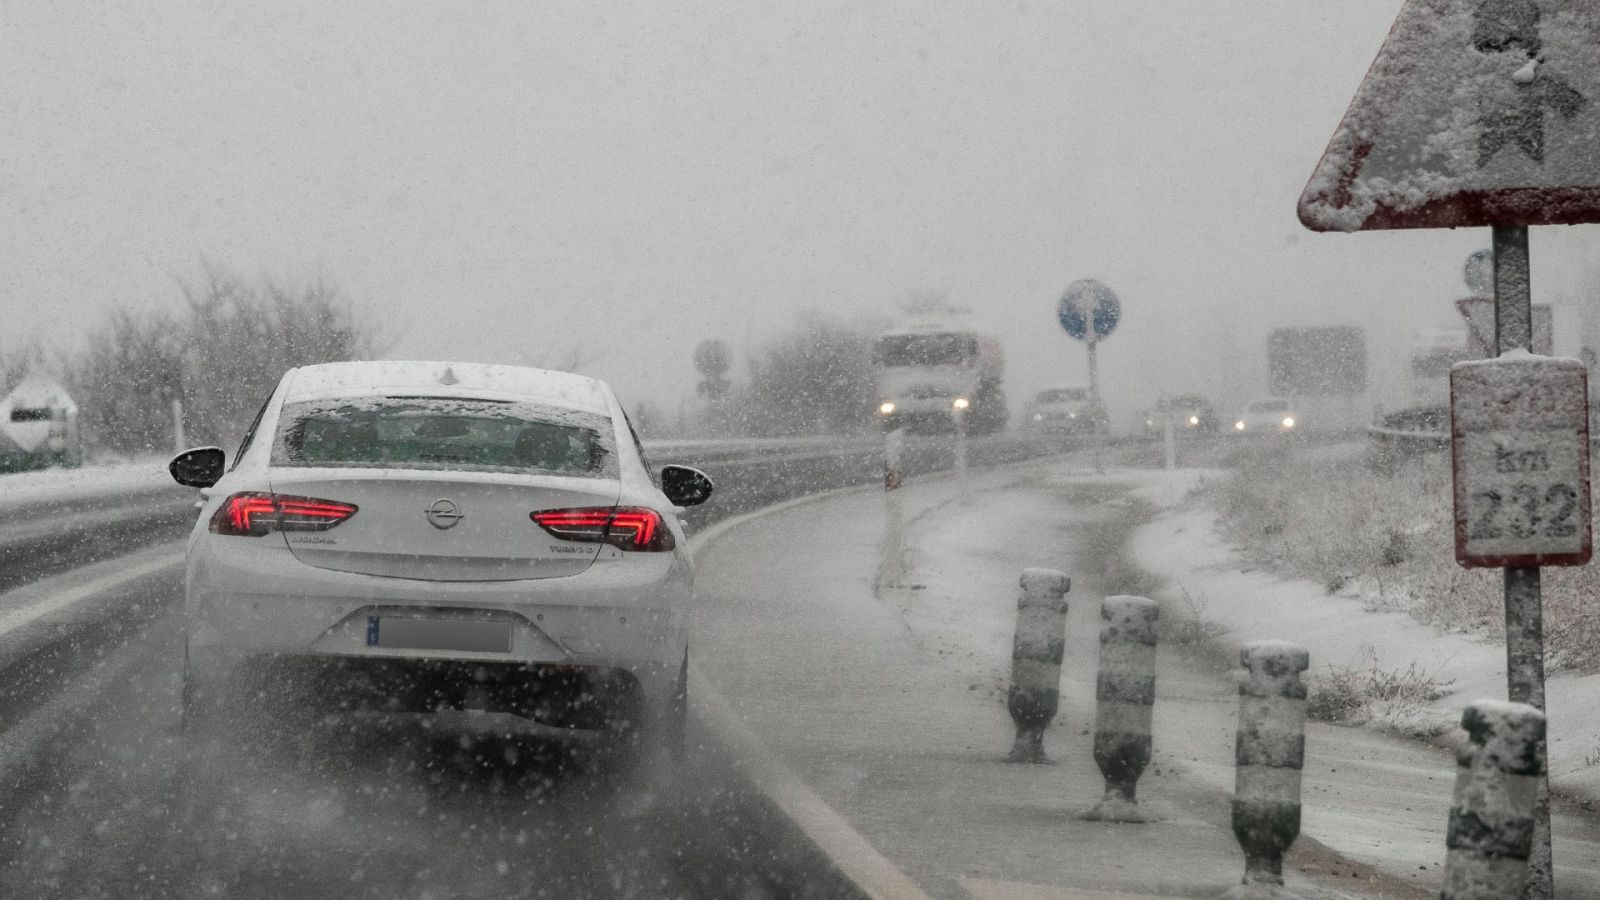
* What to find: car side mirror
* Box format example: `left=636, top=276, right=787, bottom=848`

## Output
left=660, top=464, right=714, bottom=507
left=170, top=446, right=226, bottom=488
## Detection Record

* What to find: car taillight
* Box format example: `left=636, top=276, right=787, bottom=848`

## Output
left=210, top=492, right=359, bottom=537
left=532, top=507, right=674, bottom=552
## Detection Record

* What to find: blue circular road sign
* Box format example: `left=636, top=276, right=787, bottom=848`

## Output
left=1057, top=279, right=1121, bottom=342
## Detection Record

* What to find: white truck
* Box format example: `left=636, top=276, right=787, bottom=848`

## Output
left=872, top=319, right=1006, bottom=434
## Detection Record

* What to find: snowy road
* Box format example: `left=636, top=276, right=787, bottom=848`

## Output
left=0, top=431, right=1269, bottom=898
left=0, top=573, right=844, bottom=899
left=0, top=487, right=193, bottom=592
left=0, top=433, right=1130, bottom=899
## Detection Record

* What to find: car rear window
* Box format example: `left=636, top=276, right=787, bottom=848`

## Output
left=272, top=397, right=617, bottom=477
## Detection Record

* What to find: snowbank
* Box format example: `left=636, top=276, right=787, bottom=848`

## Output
left=1127, top=468, right=1600, bottom=803
left=0, top=459, right=176, bottom=511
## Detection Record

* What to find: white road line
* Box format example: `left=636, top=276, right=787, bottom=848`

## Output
left=0, top=541, right=185, bottom=640
left=688, top=485, right=935, bottom=900
left=688, top=668, right=933, bottom=900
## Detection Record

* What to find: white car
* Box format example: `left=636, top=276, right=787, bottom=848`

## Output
left=1023, top=386, right=1105, bottom=434
left=1231, top=398, right=1299, bottom=435
left=168, top=361, right=712, bottom=758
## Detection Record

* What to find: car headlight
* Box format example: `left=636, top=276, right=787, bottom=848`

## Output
left=1234, top=420, right=1246, bottom=431
left=952, top=397, right=970, bottom=411
left=879, top=402, right=896, bottom=416
left=1281, top=416, right=1295, bottom=429
left=1031, top=413, right=1043, bottom=421
left=1188, top=415, right=1200, bottom=426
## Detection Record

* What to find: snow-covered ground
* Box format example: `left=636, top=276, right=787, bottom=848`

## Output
left=872, top=459, right=1600, bottom=891
left=0, top=459, right=176, bottom=511
left=1128, top=467, right=1600, bottom=804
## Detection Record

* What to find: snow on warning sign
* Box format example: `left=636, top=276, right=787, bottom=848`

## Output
left=1300, top=0, right=1600, bottom=232
left=1451, top=352, right=1591, bottom=567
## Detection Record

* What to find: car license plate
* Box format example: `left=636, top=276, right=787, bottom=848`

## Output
left=366, top=616, right=512, bottom=653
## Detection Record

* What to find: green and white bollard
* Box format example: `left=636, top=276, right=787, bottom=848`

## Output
left=1083, top=595, right=1159, bottom=822
left=1006, top=568, right=1070, bottom=763
left=1221, top=641, right=1309, bottom=899
left=1440, top=700, right=1546, bottom=900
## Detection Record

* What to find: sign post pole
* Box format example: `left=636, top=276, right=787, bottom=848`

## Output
left=1087, top=338, right=1104, bottom=474
left=1298, top=5, right=1600, bottom=895
left=1057, top=279, right=1120, bottom=477
left=1492, top=223, right=1553, bottom=900
left=1160, top=393, right=1176, bottom=472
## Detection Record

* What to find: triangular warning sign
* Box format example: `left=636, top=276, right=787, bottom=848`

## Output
left=1299, top=0, right=1600, bottom=232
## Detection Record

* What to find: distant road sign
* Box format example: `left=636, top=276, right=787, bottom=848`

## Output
left=1455, top=297, right=1552, bottom=358
left=1268, top=327, right=1367, bottom=396
left=1057, top=280, right=1120, bottom=342
left=1464, top=248, right=1493, bottom=296
left=1451, top=355, right=1591, bottom=567
left=1299, top=1, right=1600, bottom=231
left=693, top=339, right=731, bottom=378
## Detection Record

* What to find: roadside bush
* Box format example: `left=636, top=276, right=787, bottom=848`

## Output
left=1305, top=651, right=1453, bottom=734
left=727, top=311, right=879, bottom=437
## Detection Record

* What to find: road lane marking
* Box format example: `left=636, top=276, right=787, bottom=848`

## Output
left=687, top=668, right=933, bottom=900
left=0, top=541, right=184, bottom=640
left=961, top=878, right=1168, bottom=899
left=0, top=615, right=168, bottom=780
left=687, top=485, right=931, bottom=900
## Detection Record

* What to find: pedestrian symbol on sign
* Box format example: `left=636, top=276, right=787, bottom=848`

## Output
left=1472, top=0, right=1587, bottom=166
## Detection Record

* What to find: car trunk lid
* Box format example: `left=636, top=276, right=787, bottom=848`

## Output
left=266, top=469, right=623, bottom=581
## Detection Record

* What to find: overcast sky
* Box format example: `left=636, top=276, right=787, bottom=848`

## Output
left=6, top=1, right=1600, bottom=425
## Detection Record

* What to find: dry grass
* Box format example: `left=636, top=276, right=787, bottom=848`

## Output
left=1305, top=649, right=1454, bottom=735
left=1160, top=585, right=1228, bottom=647
left=1076, top=493, right=1167, bottom=598
left=1213, top=449, right=1600, bottom=673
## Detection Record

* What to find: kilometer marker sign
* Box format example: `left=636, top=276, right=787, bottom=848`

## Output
left=1451, top=353, right=1590, bottom=567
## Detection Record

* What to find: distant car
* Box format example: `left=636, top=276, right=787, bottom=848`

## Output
left=1142, top=394, right=1218, bottom=436
left=1023, top=386, right=1105, bottom=433
left=169, top=360, right=713, bottom=761
left=1232, top=398, right=1299, bottom=435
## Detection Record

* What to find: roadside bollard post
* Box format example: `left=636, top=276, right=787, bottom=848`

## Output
left=883, top=425, right=904, bottom=490
left=1083, top=595, right=1159, bottom=822
left=1440, top=700, right=1546, bottom=900
left=1223, top=641, right=1309, bottom=898
left=951, top=403, right=970, bottom=493
left=1006, top=568, right=1071, bottom=763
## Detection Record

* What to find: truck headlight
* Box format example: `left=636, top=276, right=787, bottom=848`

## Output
left=1281, top=417, right=1295, bottom=429
left=1234, top=420, right=1246, bottom=431
left=879, top=402, right=896, bottom=416
left=952, top=397, right=970, bottom=411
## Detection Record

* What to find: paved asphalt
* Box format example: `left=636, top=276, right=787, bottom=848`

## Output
left=0, top=432, right=1119, bottom=899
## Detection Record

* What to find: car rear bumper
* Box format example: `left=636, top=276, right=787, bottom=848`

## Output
left=185, top=540, right=689, bottom=709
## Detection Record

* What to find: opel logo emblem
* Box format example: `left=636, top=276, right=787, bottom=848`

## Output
left=425, top=498, right=464, bottom=530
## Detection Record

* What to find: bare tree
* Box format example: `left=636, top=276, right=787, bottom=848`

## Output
left=69, top=309, right=185, bottom=455
left=728, top=311, right=877, bottom=437
left=0, top=337, right=50, bottom=395
left=68, top=263, right=389, bottom=455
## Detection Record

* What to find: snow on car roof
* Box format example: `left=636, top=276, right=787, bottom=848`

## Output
left=283, top=361, right=612, bottom=413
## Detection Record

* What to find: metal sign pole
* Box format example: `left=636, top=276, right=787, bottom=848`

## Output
left=1087, top=338, right=1104, bottom=474
left=1161, top=392, right=1176, bottom=472
left=1492, top=223, right=1553, bottom=900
